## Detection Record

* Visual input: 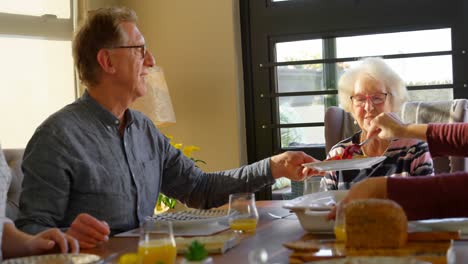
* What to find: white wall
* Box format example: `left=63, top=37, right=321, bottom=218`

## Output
left=120, top=1, right=247, bottom=171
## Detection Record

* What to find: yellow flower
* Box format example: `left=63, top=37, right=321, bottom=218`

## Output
left=157, top=135, right=205, bottom=211
left=183, top=145, right=200, bottom=158
left=174, top=143, right=183, bottom=149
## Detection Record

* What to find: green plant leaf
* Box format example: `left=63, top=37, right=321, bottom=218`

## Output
left=185, top=240, right=208, bottom=261
left=157, top=193, right=177, bottom=209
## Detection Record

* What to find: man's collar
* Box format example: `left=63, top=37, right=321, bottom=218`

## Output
left=80, top=90, right=135, bottom=128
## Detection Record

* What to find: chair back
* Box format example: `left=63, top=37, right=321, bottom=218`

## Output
left=324, top=106, right=360, bottom=153
left=400, top=99, right=468, bottom=173
left=324, top=99, right=468, bottom=173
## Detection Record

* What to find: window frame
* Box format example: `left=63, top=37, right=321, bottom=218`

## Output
left=240, top=0, right=468, bottom=199
left=0, top=0, right=77, bottom=148
left=0, top=0, right=74, bottom=41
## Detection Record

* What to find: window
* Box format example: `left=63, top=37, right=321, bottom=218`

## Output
left=0, top=1, right=75, bottom=148
left=275, top=28, right=453, bottom=148
left=240, top=0, right=468, bottom=199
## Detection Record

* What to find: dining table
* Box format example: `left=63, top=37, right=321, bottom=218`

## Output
left=83, top=200, right=308, bottom=263
left=83, top=200, right=452, bottom=264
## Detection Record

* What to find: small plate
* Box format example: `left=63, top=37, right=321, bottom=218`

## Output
left=305, top=256, right=430, bottom=264
left=150, top=209, right=229, bottom=228
left=303, top=156, right=386, bottom=171
left=409, top=217, right=468, bottom=234
left=3, top=253, right=100, bottom=264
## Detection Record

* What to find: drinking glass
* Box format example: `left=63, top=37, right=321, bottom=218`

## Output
left=334, top=202, right=346, bottom=242
left=303, top=176, right=327, bottom=195
left=228, top=193, right=259, bottom=233
left=138, top=220, right=176, bottom=264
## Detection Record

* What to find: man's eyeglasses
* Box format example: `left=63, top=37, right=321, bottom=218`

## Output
left=108, top=44, right=146, bottom=59
left=350, top=93, right=388, bottom=107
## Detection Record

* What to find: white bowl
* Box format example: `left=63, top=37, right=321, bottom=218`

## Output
left=283, top=190, right=348, bottom=233
left=293, top=209, right=334, bottom=233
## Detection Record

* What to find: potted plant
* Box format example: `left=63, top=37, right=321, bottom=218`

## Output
left=155, top=136, right=206, bottom=214
left=181, top=240, right=213, bottom=264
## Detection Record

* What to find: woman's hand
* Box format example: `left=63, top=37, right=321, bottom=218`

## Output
left=367, top=113, right=407, bottom=140
left=367, top=112, right=428, bottom=141
left=26, top=228, right=79, bottom=255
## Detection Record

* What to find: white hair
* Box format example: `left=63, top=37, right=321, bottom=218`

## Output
left=338, top=57, right=409, bottom=113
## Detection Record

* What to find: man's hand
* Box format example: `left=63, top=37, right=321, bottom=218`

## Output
left=270, top=151, right=325, bottom=181
left=26, top=228, right=79, bottom=255
left=66, top=213, right=110, bottom=249
left=327, top=177, right=388, bottom=220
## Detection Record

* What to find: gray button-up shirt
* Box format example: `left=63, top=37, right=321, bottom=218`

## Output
left=16, top=91, right=274, bottom=235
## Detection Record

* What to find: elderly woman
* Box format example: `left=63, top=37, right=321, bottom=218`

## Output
left=327, top=115, right=468, bottom=221
left=323, top=57, right=434, bottom=190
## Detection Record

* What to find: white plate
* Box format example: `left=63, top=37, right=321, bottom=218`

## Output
left=305, top=256, right=430, bottom=264
left=409, top=217, right=468, bottom=234
left=150, top=209, right=229, bottom=228
left=303, top=156, right=386, bottom=171
left=283, top=191, right=348, bottom=211
left=2, top=253, right=100, bottom=264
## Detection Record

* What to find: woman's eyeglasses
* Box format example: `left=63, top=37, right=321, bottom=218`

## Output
left=350, top=93, right=388, bottom=107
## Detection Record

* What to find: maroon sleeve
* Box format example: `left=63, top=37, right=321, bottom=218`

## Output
left=427, top=123, right=468, bottom=157
left=388, top=172, right=468, bottom=220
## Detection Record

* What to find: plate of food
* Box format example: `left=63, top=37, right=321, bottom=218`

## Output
left=2, top=253, right=100, bottom=264
left=149, top=208, right=229, bottom=228
left=303, top=156, right=387, bottom=171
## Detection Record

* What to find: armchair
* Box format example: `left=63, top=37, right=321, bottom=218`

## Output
left=400, top=99, right=468, bottom=173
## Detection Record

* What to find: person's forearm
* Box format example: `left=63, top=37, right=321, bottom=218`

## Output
left=2, top=223, right=34, bottom=258
left=388, top=172, right=468, bottom=220
left=426, top=123, right=468, bottom=157
left=403, top=124, right=428, bottom=141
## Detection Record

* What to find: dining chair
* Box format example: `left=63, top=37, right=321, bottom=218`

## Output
left=324, top=99, right=468, bottom=174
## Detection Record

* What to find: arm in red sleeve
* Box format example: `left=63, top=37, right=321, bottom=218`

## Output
left=388, top=172, right=468, bottom=220
left=427, top=123, right=468, bottom=157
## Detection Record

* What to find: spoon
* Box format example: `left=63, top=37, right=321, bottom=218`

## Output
left=268, top=212, right=294, bottom=219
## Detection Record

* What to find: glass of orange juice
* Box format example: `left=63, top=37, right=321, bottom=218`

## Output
left=334, top=202, right=346, bottom=242
left=138, top=220, right=177, bottom=264
left=228, top=193, right=259, bottom=233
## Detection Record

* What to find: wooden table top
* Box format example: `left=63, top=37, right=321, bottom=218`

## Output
left=83, top=200, right=307, bottom=263
left=82, top=200, right=451, bottom=264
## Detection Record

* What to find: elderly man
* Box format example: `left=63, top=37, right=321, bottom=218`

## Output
left=16, top=7, right=320, bottom=248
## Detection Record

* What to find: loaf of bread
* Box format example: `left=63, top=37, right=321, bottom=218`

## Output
left=345, top=199, right=407, bottom=249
